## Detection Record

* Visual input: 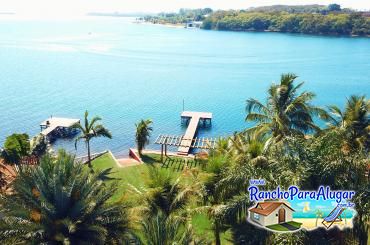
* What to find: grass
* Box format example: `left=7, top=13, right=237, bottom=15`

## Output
left=266, top=224, right=290, bottom=231
left=288, top=221, right=303, bottom=228
left=266, top=221, right=302, bottom=231
left=91, top=152, right=232, bottom=243
left=92, top=153, right=179, bottom=203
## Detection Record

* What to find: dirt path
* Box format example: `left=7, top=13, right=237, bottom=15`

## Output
left=280, top=222, right=299, bottom=231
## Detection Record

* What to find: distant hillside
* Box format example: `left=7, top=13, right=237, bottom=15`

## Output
left=202, top=9, right=370, bottom=36
left=143, top=8, right=213, bottom=25
left=141, top=4, right=370, bottom=37
left=246, top=4, right=328, bottom=13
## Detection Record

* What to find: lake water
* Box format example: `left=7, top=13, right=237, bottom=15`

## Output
left=0, top=17, right=369, bottom=157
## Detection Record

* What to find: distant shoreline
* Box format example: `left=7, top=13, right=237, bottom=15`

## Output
left=139, top=20, right=370, bottom=38
left=134, top=21, right=185, bottom=29
left=208, top=28, right=370, bottom=38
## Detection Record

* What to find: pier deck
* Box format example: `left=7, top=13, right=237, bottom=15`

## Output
left=178, top=111, right=212, bottom=155
left=40, top=117, right=80, bottom=136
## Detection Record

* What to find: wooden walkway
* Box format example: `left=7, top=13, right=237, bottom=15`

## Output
left=178, top=111, right=212, bottom=155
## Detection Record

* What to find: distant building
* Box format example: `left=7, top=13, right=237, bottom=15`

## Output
left=249, top=201, right=295, bottom=227
left=185, top=21, right=202, bottom=28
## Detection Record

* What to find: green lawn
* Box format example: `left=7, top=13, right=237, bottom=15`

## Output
left=91, top=152, right=232, bottom=243
left=288, top=221, right=303, bottom=229
left=266, top=221, right=302, bottom=231
left=266, top=224, right=290, bottom=231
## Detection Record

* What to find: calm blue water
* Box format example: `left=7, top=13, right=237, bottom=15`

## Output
left=0, top=17, right=369, bottom=157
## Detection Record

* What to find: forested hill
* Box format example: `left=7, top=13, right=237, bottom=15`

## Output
left=245, top=4, right=351, bottom=13
left=202, top=4, right=369, bottom=36
left=202, top=11, right=370, bottom=36
left=143, top=4, right=370, bottom=37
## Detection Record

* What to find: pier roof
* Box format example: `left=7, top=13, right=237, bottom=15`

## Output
left=40, top=117, right=80, bottom=136
left=181, top=111, right=212, bottom=119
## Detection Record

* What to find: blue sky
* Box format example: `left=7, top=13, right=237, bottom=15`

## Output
left=1, top=0, right=370, bottom=19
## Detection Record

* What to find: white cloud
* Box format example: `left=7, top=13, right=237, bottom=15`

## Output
left=315, top=205, right=325, bottom=209
left=297, top=201, right=310, bottom=207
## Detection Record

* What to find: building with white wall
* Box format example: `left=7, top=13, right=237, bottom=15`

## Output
left=249, top=201, right=294, bottom=227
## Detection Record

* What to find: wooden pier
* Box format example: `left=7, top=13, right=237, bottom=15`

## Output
left=178, top=111, right=212, bottom=155
left=40, top=117, right=80, bottom=140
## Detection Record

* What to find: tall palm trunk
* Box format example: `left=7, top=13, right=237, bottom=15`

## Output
left=87, top=139, right=92, bottom=169
left=214, top=221, right=221, bottom=245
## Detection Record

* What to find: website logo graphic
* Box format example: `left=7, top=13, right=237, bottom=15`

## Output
left=247, top=180, right=356, bottom=232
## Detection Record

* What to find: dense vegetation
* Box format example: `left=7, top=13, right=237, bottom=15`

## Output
left=144, top=4, right=370, bottom=36
left=202, top=11, right=370, bottom=36
left=0, top=74, right=369, bottom=244
left=246, top=4, right=350, bottom=14
left=143, top=8, right=213, bottom=24
left=0, top=151, right=136, bottom=244
left=1, top=133, right=48, bottom=165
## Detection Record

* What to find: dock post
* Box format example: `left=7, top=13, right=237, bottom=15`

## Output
left=164, top=137, right=168, bottom=157
left=161, top=145, right=164, bottom=163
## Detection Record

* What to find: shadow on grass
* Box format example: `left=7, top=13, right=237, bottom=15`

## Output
left=231, top=220, right=270, bottom=245
left=140, top=154, right=159, bottom=164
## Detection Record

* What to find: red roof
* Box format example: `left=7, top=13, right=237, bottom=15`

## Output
left=249, top=201, right=294, bottom=216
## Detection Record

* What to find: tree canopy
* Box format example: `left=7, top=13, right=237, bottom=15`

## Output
left=202, top=10, right=370, bottom=36
left=1, top=133, right=30, bottom=164
left=0, top=151, right=136, bottom=244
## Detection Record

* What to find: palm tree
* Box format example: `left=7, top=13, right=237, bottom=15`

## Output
left=0, top=150, right=136, bottom=244
left=135, top=119, right=153, bottom=155
left=132, top=167, right=204, bottom=244
left=197, top=155, right=231, bottom=245
left=141, top=211, right=204, bottom=245
left=245, top=73, right=325, bottom=149
left=315, top=209, right=324, bottom=226
left=73, top=110, right=112, bottom=169
left=229, top=132, right=268, bottom=167
left=212, top=137, right=231, bottom=156
left=132, top=167, right=197, bottom=217
left=324, top=95, right=369, bottom=150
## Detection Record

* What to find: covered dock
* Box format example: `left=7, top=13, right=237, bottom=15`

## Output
left=40, top=117, right=80, bottom=141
